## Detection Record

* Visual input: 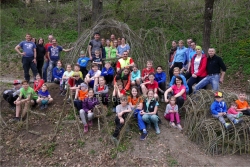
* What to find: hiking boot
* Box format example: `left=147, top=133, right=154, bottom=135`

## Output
left=224, top=122, right=232, bottom=129
left=155, top=125, right=160, bottom=134
left=84, top=124, right=88, bottom=133
left=146, top=123, right=151, bottom=130
left=10, top=117, right=20, bottom=123
left=233, top=119, right=243, bottom=125
left=140, top=133, right=148, bottom=141
left=176, top=124, right=183, bottom=131
left=44, top=104, right=48, bottom=109
left=88, top=120, right=93, bottom=126
left=237, top=113, right=243, bottom=118
left=40, top=105, right=45, bottom=110
left=170, top=122, right=176, bottom=128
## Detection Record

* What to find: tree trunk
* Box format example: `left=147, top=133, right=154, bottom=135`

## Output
left=92, top=0, right=103, bottom=23
left=202, top=0, right=215, bottom=55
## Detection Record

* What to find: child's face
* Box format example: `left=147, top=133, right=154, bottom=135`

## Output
left=131, top=88, right=138, bottom=97
left=67, top=65, right=72, bottom=71
left=133, top=67, right=138, bottom=72
left=14, top=84, right=21, bottom=89
left=147, top=91, right=154, bottom=98
left=147, top=62, right=152, bottom=69
left=22, top=83, right=29, bottom=89
left=57, top=62, right=62, bottom=67
left=92, top=66, right=98, bottom=71
left=148, top=75, right=154, bottom=81
left=123, top=69, right=129, bottom=75
left=121, top=100, right=127, bottom=106
left=95, top=52, right=100, bottom=57
left=80, top=54, right=85, bottom=57
left=156, top=67, right=162, bottom=73
left=105, top=63, right=111, bottom=69
left=88, top=91, right=94, bottom=97
left=74, top=66, right=80, bottom=71
left=118, top=85, right=123, bottom=91
left=74, top=75, right=80, bottom=80
left=173, top=70, right=180, bottom=76
left=42, top=85, right=47, bottom=92
left=170, top=99, right=176, bottom=105
left=99, top=78, right=105, bottom=85
left=36, top=75, right=41, bottom=80
left=239, top=93, right=246, bottom=101
left=215, top=97, right=223, bottom=102
left=231, top=104, right=237, bottom=109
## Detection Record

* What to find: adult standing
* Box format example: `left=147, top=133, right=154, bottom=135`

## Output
left=43, top=34, right=53, bottom=82
left=187, top=46, right=207, bottom=94
left=169, top=40, right=187, bottom=80
left=117, top=37, right=130, bottom=58
left=195, top=48, right=226, bottom=91
left=116, top=51, right=134, bottom=72
left=181, top=38, right=193, bottom=73
left=36, top=38, right=46, bottom=77
left=185, top=41, right=197, bottom=80
left=101, top=37, right=106, bottom=59
left=15, top=33, right=38, bottom=82
left=88, top=32, right=102, bottom=59
left=110, top=34, right=116, bottom=47
left=168, top=40, right=177, bottom=67
left=47, top=39, right=73, bottom=82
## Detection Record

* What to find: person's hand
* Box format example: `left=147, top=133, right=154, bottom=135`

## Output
left=219, top=77, right=224, bottom=84
left=21, top=52, right=26, bottom=56
left=32, top=59, right=37, bottom=64
left=165, top=98, right=169, bottom=103
left=88, top=110, right=92, bottom=113
left=118, top=112, right=123, bottom=117
left=140, top=110, right=145, bottom=115
left=192, top=74, right=197, bottom=78
left=218, top=113, right=223, bottom=116
left=170, top=65, right=173, bottom=68
left=14, top=100, right=17, bottom=104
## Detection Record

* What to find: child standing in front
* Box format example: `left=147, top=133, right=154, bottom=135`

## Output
left=211, top=92, right=242, bottom=129
left=164, top=96, right=182, bottom=130
left=77, top=51, right=91, bottom=79
left=37, top=84, right=53, bottom=110
left=235, top=92, right=250, bottom=115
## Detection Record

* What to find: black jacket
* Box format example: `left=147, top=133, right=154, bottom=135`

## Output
left=36, top=44, right=46, bottom=60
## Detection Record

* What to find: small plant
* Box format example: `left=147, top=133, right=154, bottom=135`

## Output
left=90, top=149, right=95, bottom=155
left=77, top=140, right=85, bottom=147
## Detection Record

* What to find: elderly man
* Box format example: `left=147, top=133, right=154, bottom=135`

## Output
left=116, top=51, right=134, bottom=72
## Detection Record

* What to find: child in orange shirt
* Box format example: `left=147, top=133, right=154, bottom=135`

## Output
left=74, top=83, right=88, bottom=110
left=235, top=92, right=250, bottom=115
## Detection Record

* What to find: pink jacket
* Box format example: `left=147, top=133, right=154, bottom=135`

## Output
left=227, top=107, right=238, bottom=115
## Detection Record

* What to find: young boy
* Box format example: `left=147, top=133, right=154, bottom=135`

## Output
left=211, top=92, right=242, bottom=129
left=13, top=80, right=38, bottom=122
left=101, top=61, right=114, bottom=86
left=140, top=73, right=158, bottom=99
left=227, top=102, right=243, bottom=118
left=92, top=50, right=103, bottom=70
left=74, top=83, right=88, bottom=111
left=235, top=92, right=250, bottom=115
left=37, top=84, right=53, bottom=110
left=77, top=51, right=91, bottom=79
left=141, top=60, right=154, bottom=82
left=3, top=80, right=21, bottom=110
left=169, top=67, right=189, bottom=94
left=84, top=63, right=101, bottom=88
left=73, top=64, right=83, bottom=80
left=111, top=95, right=132, bottom=145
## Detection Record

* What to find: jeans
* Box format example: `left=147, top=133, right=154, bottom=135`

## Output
left=195, top=74, right=220, bottom=91
left=47, top=60, right=57, bottom=82
left=79, top=109, right=94, bottom=125
left=187, top=76, right=205, bottom=94
left=164, top=112, right=180, bottom=124
left=22, top=57, right=38, bottom=82
left=134, top=109, right=146, bottom=131
left=74, top=100, right=82, bottom=111
left=142, top=114, right=159, bottom=125
left=242, top=109, right=250, bottom=115
left=36, top=59, right=44, bottom=78
left=42, top=60, right=49, bottom=82
left=212, top=114, right=235, bottom=124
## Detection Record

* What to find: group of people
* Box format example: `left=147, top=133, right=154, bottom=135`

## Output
left=2, top=34, right=249, bottom=142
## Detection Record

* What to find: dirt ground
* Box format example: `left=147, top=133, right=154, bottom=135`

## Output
left=1, top=82, right=250, bottom=166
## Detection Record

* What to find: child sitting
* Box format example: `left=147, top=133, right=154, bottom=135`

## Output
left=101, top=61, right=114, bottom=86
left=164, top=96, right=182, bottom=130
left=94, top=76, right=109, bottom=107
left=235, top=92, right=250, bottom=115
left=128, top=86, right=147, bottom=140
left=52, top=60, right=64, bottom=84
left=140, top=73, right=159, bottom=99
left=141, top=60, right=155, bottom=82
left=79, top=89, right=99, bottom=133
left=3, top=80, right=21, bottom=110
left=77, top=51, right=91, bottom=79
left=130, top=64, right=141, bottom=87
left=169, top=67, right=189, bottom=94
left=33, top=74, right=44, bottom=92
left=84, top=63, right=101, bottom=88
left=73, top=64, right=84, bottom=79
left=154, top=66, right=167, bottom=96
left=74, top=83, right=88, bottom=111
left=61, top=64, right=74, bottom=95
left=114, top=68, right=131, bottom=93
left=141, top=89, right=160, bottom=134
left=92, top=50, right=103, bottom=70
left=112, top=82, right=126, bottom=112
left=211, top=92, right=242, bottom=129
left=227, top=102, right=243, bottom=118
left=111, top=95, right=132, bottom=145
left=37, top=84, right=53, bottom=110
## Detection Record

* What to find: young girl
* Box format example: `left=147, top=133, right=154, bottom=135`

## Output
left=37, top=84, right=53, bottom=110
left=74, top=83, right=88, bottom=111
left=114, top=68, right=131, bottom=93
left=112, top=96, right=132, bottom=144
left=33, top=74, right=44, bottom=92
left=140, top=73, right=159, bottom=99
left=79, top=89, right=99, bottom=133
left=141, top=89, right=160, bottom=134
left=164, top=96, right=182, bottom=130
left=52, top=60, right=64, bottom=84
left=84, top=63, right=101, bottom=88
left=94, top=76, right=109, bottom=107
left=227, top=102, right=243, bottom=118
left=61, top=64, right=74, bottom=95
left=130, top=65, right=141, bottom=86
left=112, top=82, right=126, bottom=112
left=128, top=86, right=147, bottom=140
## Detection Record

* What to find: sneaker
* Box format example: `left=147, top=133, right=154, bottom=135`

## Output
left=40, top=105, right=45, bottom=110
left=10, top=117, right=20, bottom=123
left=155, top=125, right=160, bottom=134
left=224, top=122, right=232, bottom=129
left=176, top=124, right=183, bottom=131
left=111, top=136, right=118, bottom=146
left=44, top=104, right=48, bottom=109
left=140, top=133, right=148, bottom=141
left=233, top=119, right=243, bottom=125
left=67, top=98, right=71, bottom=104
left=88, top=120, right=93, bottom=126
left=112, top=107, right=116, bottom=113
left=170, top=122, right=176, bottom=128
left=146, top=123, right=151, bottom=130
left=84, top=125, right=88, bottom=133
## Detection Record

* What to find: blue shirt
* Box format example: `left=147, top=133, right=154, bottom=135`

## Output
left=38, top=90, right=50, bottom=98
left=117, top=44, right=130, bottom=56
left=48, top=46, right=63, bottom=61
left=77, top=57, right=90, bottom=67
left=101, top=67, right=114, bottom=76
left=92, top=57, right=102, bottom=70
left=155, top=72, right=167, bottom=84
left=172, top=46, right=187, bottom=64
left=52, top=67, right=64, bottom=79
left=169, top=74, right=189, bottom=93
left=19, top=41, right=36, bottom=57
left=210, top=100, right=227, bottom=115
left=130, top=70, right=141, bottom=81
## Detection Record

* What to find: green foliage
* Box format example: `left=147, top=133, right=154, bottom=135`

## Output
left=77, top=140, right=85, bottom=147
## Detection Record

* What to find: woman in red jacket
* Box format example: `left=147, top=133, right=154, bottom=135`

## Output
left=187, top=46, right=207, bottom=94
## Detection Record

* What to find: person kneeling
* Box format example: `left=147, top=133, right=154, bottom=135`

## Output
left=3, top=80, right=21, bottom=110
left=37, top=84, right=53, bottom=110
left=79, top=89, right=99, bottom=133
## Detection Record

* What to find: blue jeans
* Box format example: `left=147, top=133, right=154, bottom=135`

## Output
left=195, top=74, right=220, bottom=91
left=47, top=60, right=57, bottom=82
left=22, top=57, right=38, bottom=82
left=134, top=109, right=146, bottom=131
left=42, top=60, right=49, bottom=82
left=142, top=114, right=159, bottom=125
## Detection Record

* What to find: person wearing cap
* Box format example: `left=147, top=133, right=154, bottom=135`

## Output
left=74, top=83, right=88, bottom=111
left=187, top=46, right=207, bottom=94
left=211, top=91, right=243, bottom=129
left=195, top=48, right=226, bottom=91
left=3, top=80, right=22, bottom=110
left=88, top=32, right=102, bottom=59
left=77, top=51, right=92, bottom=79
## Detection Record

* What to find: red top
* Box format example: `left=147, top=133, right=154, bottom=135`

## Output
left=191, top=54, right=207, bottom=77
left=171, top=84, right=186, bottom=100
left=97, top=85, right=105, bottom=92
left=116, top=58, right=134, bottom=69
left=142, top=67, right=155, bottom=81
left=145, top=80, right=158, bottom=90
left=33, top=79, right=44, bottom=92
left=120, top=89, right=126, bottom=95
left=227, top=107, right=238, bottom=115
left=44, top=43, right=53, bottom=59
left=68, top=77, right=75, bottom=87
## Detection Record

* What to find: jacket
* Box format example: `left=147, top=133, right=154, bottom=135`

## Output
left=143, top=99, right=157, bottom=113
left=155, top=72, right=167, bottom=84
left=94, top=84, right=109, bottom=94
left=82, top=97, right=99, bottom=112
left=101, top=67, right=114, bottom=76
left=191, top=54, right=207, bottom=77
left=210, top=100, right=227, bottom=115
left=53, top=67, right=65, bottom=79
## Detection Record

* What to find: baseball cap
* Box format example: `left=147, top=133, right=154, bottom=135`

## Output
left=13, top=80, right=21, bottom=85
left=214, top=91, right=223, bottom=98
left=80, top=83, right=88, bottom=88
